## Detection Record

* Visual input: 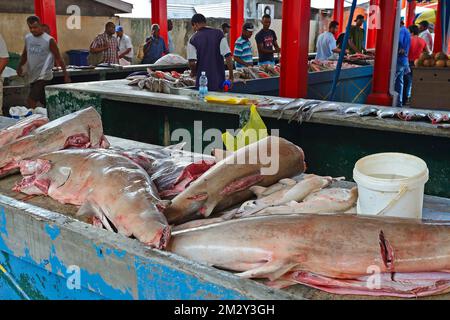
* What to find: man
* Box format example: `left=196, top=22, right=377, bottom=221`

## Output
left=403, top=24, right=427, bottom=105
left=418, top=20, right=433, bottom=54
left=348, top=14, right=366, bottom=54
left=90, top=22, right=119, bottom=65
left=394, top=21, right=411, bottom=107
left=187, top=14, right=234, bottom=91
left=222, top=22, right=231, bottom=44
left=142, top=24, right=169, bottom=65
left=315, top=21, right=341, bottom=61
left=255, top=14, right=280, bottom=65
left=116, top=26, right=134, bottom=64
left=168, top=20, right=175, bottom=53
left=233, top=23, right=255, bottom=68
left=17, top=16, right=70, bottom=109
left=0, top=33, right=9, bottom=116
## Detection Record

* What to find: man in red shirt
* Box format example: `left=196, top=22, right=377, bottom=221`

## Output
left=403, top=25, right=427, bottom=105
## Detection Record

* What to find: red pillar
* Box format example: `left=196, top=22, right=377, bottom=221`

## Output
left=406, top=0, right=416, bottom=26
left=34, top=0, right=58, bottom=41
left=333, top=0, right=345, bottom=35
left=230, top=0, right=244, bottom=54
left=366, top=0, right=398, bottom=106
left=279, top=0, right=310, bottom=98
left=151, top=0, right=168, bottom=45
left=366, top=0, right=379, bottom=49
left=434, top=0, right=442, bottom=54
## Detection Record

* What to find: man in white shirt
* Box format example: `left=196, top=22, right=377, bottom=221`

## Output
left=116, top=26, right=134, bottom=64
left=0, top=34, right=10, bottom=115
left=418, top=20, right=433, bottom=54
left=315, top=21, right=341, bottom=61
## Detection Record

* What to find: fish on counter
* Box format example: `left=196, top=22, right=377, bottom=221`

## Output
left=0, top=107, right=109, bottom=176
left=302, top=102, right=344, bottom=122
left=287, top=100, right=321, bottom=123
left=169, top=214, right=450, bottom=297
left=0, top=114, right=49, bottom=147
left=115, top=146, right=216, bottom=199
left=376, top=108, right=399, bottom=119
left=237, top=174, right=333, bottom=217
left=164, top=136, right=306, bottom=225
left=245, top=186, right=357, bottom=216
left=397, top=110, right=428, bottom=122
left=128, top=70, right=196, bottom=93
left=14, top=149, right=170, bottom=249
left=428, top=112, right=450, bottom=125
left=356, top=106, right=379, bottom=117
left=341, top=105, right=362, bottom=115
left=257, top=97, right=292, bottom=109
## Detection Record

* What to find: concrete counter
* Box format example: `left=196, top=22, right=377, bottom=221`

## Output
left=44, top=80, right=450, bottom=198
left=0, top=117, right=449, bottom=300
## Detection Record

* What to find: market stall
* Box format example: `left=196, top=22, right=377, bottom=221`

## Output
left=45, top=80, right=450, bottom=198
left=0, top=117, right=449, bottom=300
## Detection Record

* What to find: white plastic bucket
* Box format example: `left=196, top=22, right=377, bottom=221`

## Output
left=353, top=153, right=429, bottom=219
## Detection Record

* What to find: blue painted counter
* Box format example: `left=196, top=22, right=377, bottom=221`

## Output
left=230, top=65, right=373, bottom=104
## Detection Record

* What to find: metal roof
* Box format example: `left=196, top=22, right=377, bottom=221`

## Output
left=194, top=3, right=231, bottom=18
left=168, top=4, right=197, bottom=19
left=94, top=0, right=133, bottom=13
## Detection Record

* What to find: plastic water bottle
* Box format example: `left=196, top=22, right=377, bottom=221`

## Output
left=198, top=71, right=208, bottom=100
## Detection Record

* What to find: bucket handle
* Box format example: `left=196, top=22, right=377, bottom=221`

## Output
left=376, top=184, right=408, bottom=216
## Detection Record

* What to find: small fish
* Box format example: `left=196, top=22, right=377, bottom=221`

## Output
left=138, top=79, right=146, bottom=89
left=341, top=106, right=362, bottom=115
left=258, top=98, right=292, bottom=109
left=356, top=106, right=379, bottom=117
left=127, top=78, right=142, bottom=86
left=277, top=99, right=309, bottom=120
left=144, top=78, right=153, bottom=90
left=428, top=112, right=450, bottom=125
left=288, top=100, right=321, bottom=123
left=377, top=108, right=399, bottom=119
left=398, top=110, right=428, bottom=121
left=303, top=102, right=343, bottom=121
left=126, top=75, right=148, bottom=81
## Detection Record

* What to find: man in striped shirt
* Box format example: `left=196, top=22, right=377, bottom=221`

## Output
left=90, top=22, right=119, bottom=65
left=233, top=23, right=255, bottom=68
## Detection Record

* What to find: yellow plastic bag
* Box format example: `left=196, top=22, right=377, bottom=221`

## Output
left=205, top=95, right=249, bottom=105
left=222, top=105, right=268, bottom=151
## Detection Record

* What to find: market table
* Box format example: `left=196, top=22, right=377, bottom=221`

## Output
left=0, top=117, right=449, bottom=299
left=45, top=80, right=450, bottom=198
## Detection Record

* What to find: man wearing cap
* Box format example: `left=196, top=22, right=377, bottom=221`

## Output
left=348, top=14, right=366, bottom=54
left=188, top=14, right=234, bottom=91
left=142, top=24, right=169, bottom=64
left=315, top=21, right=341, bottom=61
left=418, top=20, right=433, bottom=54
left=233, top=23, right=254, bottom=68
left=116, top=26, right=134, bottom=65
